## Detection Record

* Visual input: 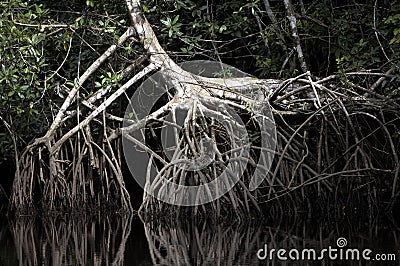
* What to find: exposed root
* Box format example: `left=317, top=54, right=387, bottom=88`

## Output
left=11, top=0, right=400, bottom=219
left=12, top=128, right=132, bottom=214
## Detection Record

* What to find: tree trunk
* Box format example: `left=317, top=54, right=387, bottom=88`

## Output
left=11, top=0, right=400, bottom=220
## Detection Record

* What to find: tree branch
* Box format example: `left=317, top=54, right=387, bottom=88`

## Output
left=283, top=0, right=308, bottom=73
left=45, top=27, right=134, bottom=140
left=50, top=63, right=158, bottom=153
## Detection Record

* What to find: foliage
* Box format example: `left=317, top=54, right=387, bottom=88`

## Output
left=0, top=0, right=399, bottom=162
left=0, top=0, right=130, bottom=161
left=140, top=0, right=399, bottom=77
left=0, top=0, right=52, bottom=158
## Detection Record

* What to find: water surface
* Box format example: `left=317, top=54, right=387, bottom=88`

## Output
left=1, top=205, right=399, bottom=265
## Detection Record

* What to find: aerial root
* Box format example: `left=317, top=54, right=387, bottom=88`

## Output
left=13, top=127, right=132, bottom=214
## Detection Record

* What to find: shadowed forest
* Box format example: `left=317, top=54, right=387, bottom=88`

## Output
left=0, top=0, right=400, bottom=265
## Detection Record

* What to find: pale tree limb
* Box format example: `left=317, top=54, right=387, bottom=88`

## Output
left=125, top=0, right=174, bottom=68
left=283, top=0, right=308, bottom=73
left=50, top=63, right=158, bottom=154
left=263, top=0, right=287, bottom=50
left=41, top=27, right=134, bottom=143
left=369, top=68, right=396, bottom=93
left=60, top=59, right=147, bottom=123
left=373, top=0, right=391, bottom=63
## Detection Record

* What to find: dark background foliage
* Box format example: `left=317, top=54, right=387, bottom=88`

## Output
left=0, top=0, right=399, bottom=163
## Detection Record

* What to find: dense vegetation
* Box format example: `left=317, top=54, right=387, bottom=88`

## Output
left=1, top=0, right=399, bottom=162
left=1, top=0, right=399, bottom=216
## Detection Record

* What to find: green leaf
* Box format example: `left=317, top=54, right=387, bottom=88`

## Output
left=34, top=4, right=42, bottom=14
left=66, top=81, right=75, bottom=87
left=172, top=15, right=180, bottom=25
left=219, top=25, right=227, bottom=33
left=86, top=0, right=94, bottom=7
left=161, top=18, right=171, bottom=26
left=20, top=85, right=29, bottom=91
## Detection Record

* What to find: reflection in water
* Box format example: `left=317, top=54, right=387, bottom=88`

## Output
left=3, top=209, right=400, bottom=265
left=141, top=216, right=400, bottom=265
left=142, top=219, right=266, bottom=265
left=10, top=214, right=132, bottom=266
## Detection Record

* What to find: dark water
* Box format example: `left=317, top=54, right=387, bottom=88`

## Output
left=1, top=161, right=399, bottom=265
left=1, top=203, right=400, bottom=265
